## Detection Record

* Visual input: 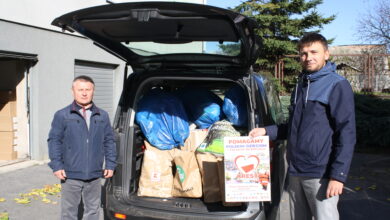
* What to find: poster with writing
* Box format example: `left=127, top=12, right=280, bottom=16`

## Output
left=223, top=136, right=271, bottom=202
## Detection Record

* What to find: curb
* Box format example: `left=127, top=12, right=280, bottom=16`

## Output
left=0, top=160, right=49, bottom=174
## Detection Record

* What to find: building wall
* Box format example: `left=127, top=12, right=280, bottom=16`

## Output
left=0, top=20, right=125, bottom=160
left=0, top=0, right=205, bottom=32
left=0, top=0, right=205, bottom=160
left=0, top=0, right=105, bottom=31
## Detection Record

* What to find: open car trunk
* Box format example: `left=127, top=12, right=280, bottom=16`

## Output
left=108, top=74, right=267, bottom=219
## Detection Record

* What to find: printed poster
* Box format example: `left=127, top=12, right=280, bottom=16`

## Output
left=223, top=136, right=271, bottom=202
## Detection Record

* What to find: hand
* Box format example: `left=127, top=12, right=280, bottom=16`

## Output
left=248, top=128, right=266, bottom=137
left=326, top=179, right=344, bottom=199
left=104, top=169, right=114, bottom=178
left=53, top=169, right=66, bottom=180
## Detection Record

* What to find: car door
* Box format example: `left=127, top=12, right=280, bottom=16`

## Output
left=51, top=2, right=261, bottom=72
left=249, top=73, right=288, bottom=219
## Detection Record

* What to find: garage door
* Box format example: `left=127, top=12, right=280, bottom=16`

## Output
left=74, top=61, right=117, bottom=120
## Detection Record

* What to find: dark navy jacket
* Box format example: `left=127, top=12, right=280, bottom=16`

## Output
left=266, top=62, right=356, bottom=183
left=48, top=102, right=117, bottom=180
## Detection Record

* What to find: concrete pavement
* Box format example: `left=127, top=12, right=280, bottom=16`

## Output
left=0, top=161, right=60, bottom=220
left=339, top=153, right=390, bottom=220
left=0, top=152, right=389, bottom=220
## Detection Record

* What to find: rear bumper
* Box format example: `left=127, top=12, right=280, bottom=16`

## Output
left=104, top=193, right=266, bottom=220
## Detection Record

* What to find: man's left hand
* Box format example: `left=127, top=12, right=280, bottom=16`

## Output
left=326, top=178, right=344, bottom=199
left=103, top=169, right=114, bottom=178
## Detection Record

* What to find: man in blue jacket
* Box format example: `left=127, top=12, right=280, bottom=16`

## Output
left=249, top=33, right=356, bottom=220
left=48, top=75, right=116, bottom=220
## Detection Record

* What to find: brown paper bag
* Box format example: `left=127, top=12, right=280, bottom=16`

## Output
left=196, top=152, right=223, bottom=203
left=172, top=150, right=203, bottom=198
left=138, top=141, right=177, bottom=198
left=182, top=129, right=208, bottom=152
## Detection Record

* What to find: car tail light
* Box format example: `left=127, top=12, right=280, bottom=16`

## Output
left=114, top=213, right=127, bottom=219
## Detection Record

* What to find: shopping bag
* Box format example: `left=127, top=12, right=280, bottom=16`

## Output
left=195, top=152, right=223, bottom=203
left=172, top=150, right=203, bottom=198
left=138, top=141, right=177, bottom=198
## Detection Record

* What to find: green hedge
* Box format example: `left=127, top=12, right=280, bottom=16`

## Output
left=279, top=94, right=390, bottom=150
left=354, top=94, right=390, bottom=149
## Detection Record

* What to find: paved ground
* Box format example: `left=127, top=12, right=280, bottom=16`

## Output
left=0, top=160, right=108, bottom=220
left=339, top=153, right=390, bottom=220
left=0, top=152, right=389, bottom=220
left=0, top=161, right=60, bottom=220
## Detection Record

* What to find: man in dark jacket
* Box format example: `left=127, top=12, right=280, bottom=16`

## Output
left=48, top=75, right=116, bottom=220
left=249, top=33, right=356, bottom=220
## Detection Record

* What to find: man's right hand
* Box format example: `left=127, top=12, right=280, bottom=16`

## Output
left=53, top=169, right=67, bottom=180
left=249, top=128, right=266, bottom=137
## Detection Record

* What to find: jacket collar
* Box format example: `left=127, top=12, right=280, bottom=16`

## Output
left=301, top=62, right=336, bottom=82
left=70, top=100, right=100, bottom=115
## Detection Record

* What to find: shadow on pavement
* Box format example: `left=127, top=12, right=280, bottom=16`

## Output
left=339, top=153, right=390, bottom=220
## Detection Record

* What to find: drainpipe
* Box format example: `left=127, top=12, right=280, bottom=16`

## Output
left=25, top=63, right=31, bottom=159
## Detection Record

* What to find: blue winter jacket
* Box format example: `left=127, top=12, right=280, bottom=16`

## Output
left=48, top=102, right=117, bottom=180
left=266, top=62, right=356, bottom=183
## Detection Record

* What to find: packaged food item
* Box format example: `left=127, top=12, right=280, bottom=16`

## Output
left=197, top=120, right=240, bottom=156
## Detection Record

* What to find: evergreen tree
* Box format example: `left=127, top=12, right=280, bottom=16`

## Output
left=232, top=0, right=335, bottom=77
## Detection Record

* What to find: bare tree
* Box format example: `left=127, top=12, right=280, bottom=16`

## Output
left=356, top=0, right=390, bottom=50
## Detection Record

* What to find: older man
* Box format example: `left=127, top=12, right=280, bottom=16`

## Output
left=48, top=75, right=116, bottom=220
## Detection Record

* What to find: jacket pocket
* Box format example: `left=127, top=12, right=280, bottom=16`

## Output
left=64, top=119, right=83, bottom=136
left=63, top=143, right=83, bottom=172
left=295, top=128, right=319, bottom=163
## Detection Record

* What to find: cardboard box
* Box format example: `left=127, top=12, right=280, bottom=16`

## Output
left=0, top=146, right=16, bottom=154
left=0, top=90, right=16, bottom=103
left=0, top=101, right=16, bottom=116
left=0, top=131, right=16, bottom=160
left=0, top=116, right=14, bottom=131
left=0, top=151, right=17, bottom=160
left=0, top=131, right=14, bottom=147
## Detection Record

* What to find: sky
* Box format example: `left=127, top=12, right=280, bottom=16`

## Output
left=206, top=0, right=378, bottom=46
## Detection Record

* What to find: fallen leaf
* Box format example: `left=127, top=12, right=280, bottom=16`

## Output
left=354, top=186, right=361, bottom=191
left=387, top=198, right=390, bottom=202
left=0, top=212, right=9, bottom=220
left=42, top=198, right=51, bottom=203
left=368, top=184, right=377, bottom=190
left=30, top=192, right=39, bottom=196
left=14, top=197, right=31, bottom=204
left=0, top=198, right=5, bottom=202
left=12, top=184, right=61, bottom=205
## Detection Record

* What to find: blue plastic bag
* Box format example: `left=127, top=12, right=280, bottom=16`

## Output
left=135, top=89, right=190, bottom=150
left=176, top=88, right=223, bottom=129
left=223, top=85, right=248, bottom=127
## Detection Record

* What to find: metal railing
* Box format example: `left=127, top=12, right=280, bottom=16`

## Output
left=273, top=54, right=390, bottom=92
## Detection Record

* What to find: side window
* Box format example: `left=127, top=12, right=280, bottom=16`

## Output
left=252, top=74, right=273, bottom=126
left=252, top=74, right=285, bottom=125
left=263, top=78, right=285, bottom=124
